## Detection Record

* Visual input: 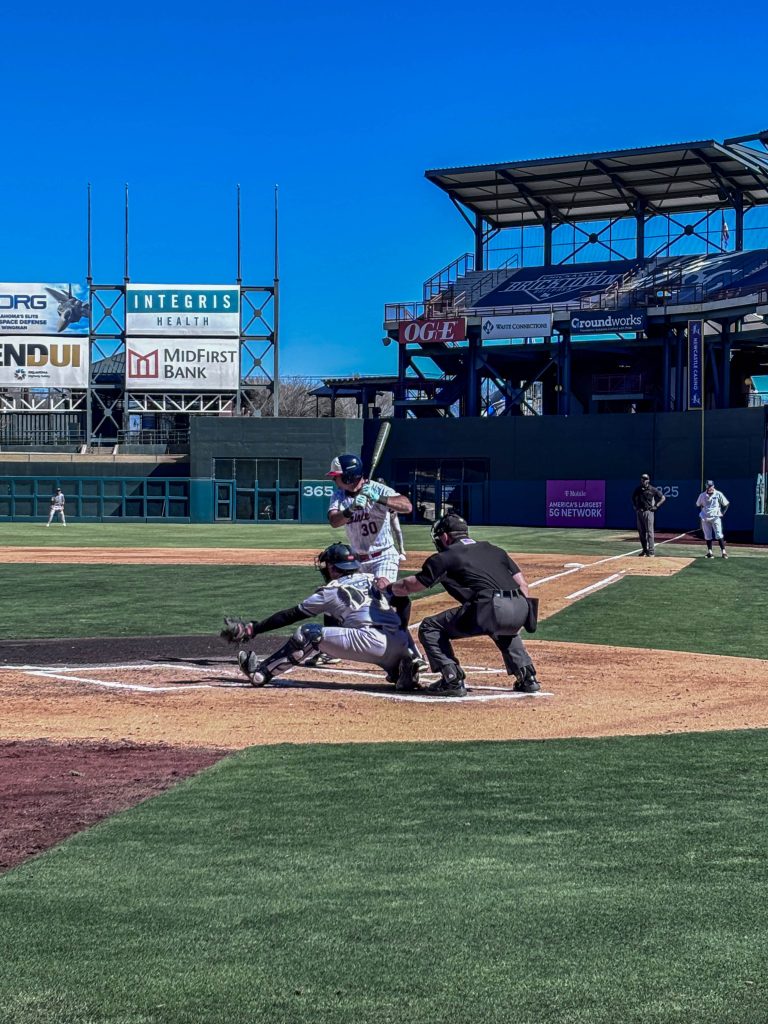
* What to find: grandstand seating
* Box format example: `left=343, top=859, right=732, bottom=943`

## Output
left=437, top=248, right=768, bottom=314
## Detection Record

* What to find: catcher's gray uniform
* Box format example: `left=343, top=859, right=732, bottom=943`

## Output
left=253, top=572, right=411, bottom=681
left=300, top=573, right=410, bottom=668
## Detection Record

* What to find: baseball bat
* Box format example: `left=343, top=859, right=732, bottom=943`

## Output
left=368, top=421, right=391, bottom=480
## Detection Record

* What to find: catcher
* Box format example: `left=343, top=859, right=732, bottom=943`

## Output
left=220, top=543, right=421, bottom=691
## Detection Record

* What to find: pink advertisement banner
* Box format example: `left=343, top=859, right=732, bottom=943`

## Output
left=546, top=479, right=606, bottom=528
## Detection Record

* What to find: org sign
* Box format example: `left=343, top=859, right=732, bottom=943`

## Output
left=398, top=318, right=467, bottom=344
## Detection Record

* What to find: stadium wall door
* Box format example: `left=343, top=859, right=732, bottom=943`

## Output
left=392, top=459, right=489, bottom=524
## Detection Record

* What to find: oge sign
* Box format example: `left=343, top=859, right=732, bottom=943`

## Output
left=397, top=318, right=467, bottom=344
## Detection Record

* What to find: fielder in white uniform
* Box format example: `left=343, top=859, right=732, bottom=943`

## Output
left=46, top=488, right=66, bottom=527
left=223, top=543, right=421, bottom=691
left=696, top=480, right=729, bottom=559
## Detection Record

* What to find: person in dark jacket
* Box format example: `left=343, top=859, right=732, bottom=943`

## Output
left=631, top=473, right=665, bottom=557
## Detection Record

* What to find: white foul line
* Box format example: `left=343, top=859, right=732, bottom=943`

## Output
left=565, top=572, right=624, bottom=600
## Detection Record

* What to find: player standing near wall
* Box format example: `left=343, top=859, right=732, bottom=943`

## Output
left=696, top=480, right=730, bottom=559
left=631, top=473, right=665, bottom=556
left=46, top=488, right=66, bottom=527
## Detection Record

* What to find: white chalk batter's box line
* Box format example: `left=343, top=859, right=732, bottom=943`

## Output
left=9, top=662, right=552, bottom=702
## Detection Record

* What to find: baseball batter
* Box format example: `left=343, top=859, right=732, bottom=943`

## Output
left=220, top=543, right=420, bottom=691
left=46, top=488, right=66, bottom=527
left=696, top=480, right=730, bottom=558
left=326, top=454, right=412, bottom=584
left=326, top=453, right=425, bottom=668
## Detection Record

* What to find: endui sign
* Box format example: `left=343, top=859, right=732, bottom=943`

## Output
left=0, top=283, right=89, bottom=335
left=126, top=284, right=240, bottom=336
left=481, top=313, right=553, bottom=340
left=569, top=310, right=647, bottom=334
left=0, top=338, right=89, bottom=387
left=397, top=318, right=466, bottom=344
left=125, top=338, right=239, bottom=391
left=546, top=479, right=606, bottom=527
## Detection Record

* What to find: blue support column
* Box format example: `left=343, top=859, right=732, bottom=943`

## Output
left=395, top=340, right=407, bottom=419
left=466, top=336, right=480, bottom=416
left=543, top=210, right=553, bottom=266
left=561, top=329, right=571, bottom=415
left=662, top=333, right=672, bottom=411
left=734, top=193, right=744, bottom=251
left=635, top=199, right=646, bottom=259
left=474, top=213, right=485, bottom=271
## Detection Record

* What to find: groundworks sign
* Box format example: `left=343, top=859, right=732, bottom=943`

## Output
left=546, top=480, right=606, bottom=527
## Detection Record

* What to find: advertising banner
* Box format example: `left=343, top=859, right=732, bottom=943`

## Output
left=0, top=283, right=89, bottom=335
left=0, top=337, right=89, bottom=387
left=546, top=479, right=606, bottom=527
left=397, top=318, right=466, bottom=344
left=688, top=320, right=703, bottom=410
left=569, top=310, right=647, bottom=334
left=480, top=313, right=553, bottom=340
left=126, top=284, right=240, bottom=336
left=125, top=338, right=239, bottom=391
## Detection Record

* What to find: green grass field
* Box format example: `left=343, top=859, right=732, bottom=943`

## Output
left=2, top=735, right=767, bottom=1024
left=2, top=523, right=768, bottom=1023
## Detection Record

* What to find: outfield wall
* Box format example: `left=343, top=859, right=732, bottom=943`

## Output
left=366, top=408, right=767, bottom=534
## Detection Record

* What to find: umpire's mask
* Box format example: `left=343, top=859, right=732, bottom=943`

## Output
left=431, top=513, right=469, bottom=552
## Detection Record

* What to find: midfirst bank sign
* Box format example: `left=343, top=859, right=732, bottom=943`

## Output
left=125, top=338, right=239, bottom=391
left=126, top=285, right=240, bottom=336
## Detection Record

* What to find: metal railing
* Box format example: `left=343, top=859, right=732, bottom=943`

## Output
left=0, top=429, right=85, bottom=447
left=117, top=429, right=190, bottom=446
left=422, top=253, right=474, bottom=302
left=592, top=374, right=643, bottom=395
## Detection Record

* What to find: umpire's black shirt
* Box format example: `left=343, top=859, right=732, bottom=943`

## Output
left=632, top=483, right=663, bottom=512
left=415, top=539, right=522, bottom=604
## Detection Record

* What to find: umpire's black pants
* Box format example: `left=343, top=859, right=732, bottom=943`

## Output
left=418, top=594, right=534, bottom=678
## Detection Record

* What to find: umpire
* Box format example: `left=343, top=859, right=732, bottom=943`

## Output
left=631, top=473, right=666, bottom=557
left=390, top=513, right=541, bottom=697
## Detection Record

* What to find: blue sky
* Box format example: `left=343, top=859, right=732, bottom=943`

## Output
left=1, top=0, right=766, bottom=376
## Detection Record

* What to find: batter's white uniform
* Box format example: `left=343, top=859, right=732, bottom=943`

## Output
left=696, top=488, right=729, bottom=540
left=298, top=572, right=410, bottom=670
left=328, top=481, right=401, bottom=581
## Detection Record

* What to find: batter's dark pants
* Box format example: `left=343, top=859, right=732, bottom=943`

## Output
left=418, top=595, right=534, bottom=678
left=636, top=510, right=656, bottom=554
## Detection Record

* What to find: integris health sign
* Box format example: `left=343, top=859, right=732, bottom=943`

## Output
left=126, top=284, right=240, bottom=336
left=125, top=339, right=239, bottom=390
left=0, top=338, right=89, bottom=387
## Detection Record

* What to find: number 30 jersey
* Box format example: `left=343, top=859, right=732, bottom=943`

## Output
left=328, top=481, right=398, bottom=555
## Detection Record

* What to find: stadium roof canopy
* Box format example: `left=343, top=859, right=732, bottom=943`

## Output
left=425, top=133, right=768, bottom=227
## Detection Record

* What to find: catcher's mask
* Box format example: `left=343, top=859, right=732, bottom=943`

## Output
left=315, top=543, right=362, bottom=581
left=326, top=453, right=364, bottom=486
left=431, top=513, right=469, bottom=552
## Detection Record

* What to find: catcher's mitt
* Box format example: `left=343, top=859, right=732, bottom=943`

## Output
left=221, top=616, right=255, bottom=643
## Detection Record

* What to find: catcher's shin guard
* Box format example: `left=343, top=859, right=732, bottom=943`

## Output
left=259, top=623, right=324, bottom=678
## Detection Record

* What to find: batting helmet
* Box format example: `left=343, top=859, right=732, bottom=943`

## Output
left=431, top=513, right=469, bottom=551
left=326, top=453, right=364, bottom=485
left=315, top=543, right=361, bottom=580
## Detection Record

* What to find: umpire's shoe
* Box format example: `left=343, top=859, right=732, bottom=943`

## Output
left=513, top=665, right=541, bottom=694
left=238, top=650, right=272, bottom=688
left=394, top=654, right=422, bottom=692
left=426, top=664, right=467, bottom=697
